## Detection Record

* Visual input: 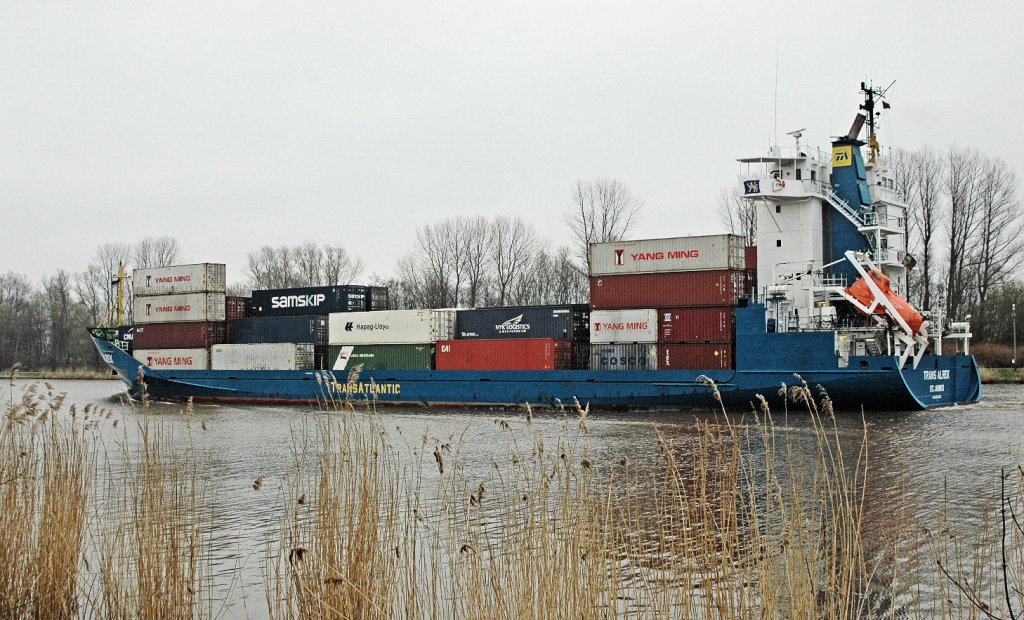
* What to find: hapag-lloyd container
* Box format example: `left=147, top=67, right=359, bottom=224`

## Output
left=589, top=309, right=658, bottom=344
left=455, top=305, right=589, bottom=341
left=133, top=292, right=226, bottom=324
left=589, top=234, right=745, bottom=276
left=328, top=309, right=456, bottom=345
left=436, top=339, right=572, bottom=370
left=133, top=264, right=226, bottom=297
left=231, top=315, right=328, bottom=345
left=589, top=344, right=658, bottom=371
left=659, top=307, right=735, bottom=343
left=329, top=344, right=433, bottom=371
left=248, top=285, right=371, bottom=317
left=210, top=343, right=315, bottom=370
left=589, top=271, right=749, bottom=309
left=133, top=322, right=227, bottom=349
left=660, top=343, right=733, bottom=370
left=133, top=348, right=209, bottom=370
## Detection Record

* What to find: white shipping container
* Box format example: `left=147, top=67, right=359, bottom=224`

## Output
left=133, top=263, right=227, bottom=296
left=133, top=348, right=209, bottom=370
left=211, top=343, right=314, bottom=370
left=328, top=309, right=456, bottom=345
left=133, top=292, right=226, bottom=324
left=589, top=234, right=746, bottom=276
left=590, top=309, right=659, bottom=343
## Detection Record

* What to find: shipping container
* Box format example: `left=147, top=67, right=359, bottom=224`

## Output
left=589, top=271, right=749, bottom=309
left=588, top=344, right=658, bottom=371
left=571, top=342, right=591, bottom=370
left=133, top=348, right=209, bottom=370
left=589, top=309, right=658, bottom=344
left=328, top=344, right=433, bottom=371
left=133, top=263, right=226, bottom=296
left=369, top=286, right=390, bottom=311
left=455, top=305, right=589, bottom=341
left=660, top=343, right=733, bottom=370
left=226, top=296, right=248, bottom=320
left=133, top=292, right=226, bottom=324
left=436, top=339, right=572, bottom=370
left=589, top=235, right=745, bottom=276
left=230, top=315, right=328, bottom=345
left=744, top=246, right=757, bottom=270
left=328, top=309, right=456, bottom=345
left=134, top=322, right=227, bottom=349
left=210, top=343, right=315, bottom=370
left=658, top=307, right=734, bottom=343
left=248, top=285, right=370, bottom=317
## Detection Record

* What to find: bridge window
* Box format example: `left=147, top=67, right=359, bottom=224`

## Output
left=776, top=205, right=781, bottom=213
left=795, top=169, right=802, bottom=180
left=811, top=170, right=817, bottom=181
left=776, top=239, right=782, bottom=247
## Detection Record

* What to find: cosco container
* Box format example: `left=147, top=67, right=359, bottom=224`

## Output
left=589, top=234, right=745, bottom=276
left=455, top=305, right=589, bottom=341
left=436, top=339, right=572, bottom=370
left=134, top=322, right=227, bottom=349
left=328, top=309, right=456, bottom=345
left=210, top=343, right=315, bottom=370
left=133, top=263, right=226, bottom=296
left=589, top=271, right=749, bottom=309
left=248, top=285, right=371, bottom=317
left=588, top=344, right=658, bottom=371
left=133, top=348, right=209, bottom=370
left=226, top=296, right=248, bottom=320
left=659, top=343, right=732, bottom=370
left=230, top=315, right=328, bottom=345
left=659, top=307, right=734, bottom=343
left=133, top=292, right=226, bottom=324
left=589, top=309, right=658, bottom=344
left=328, top=344, right=433, bottom=371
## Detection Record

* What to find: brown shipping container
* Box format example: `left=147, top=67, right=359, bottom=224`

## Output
left=660, top=343, right=733, bottom=370
left=589, top=271, right=749, bottom=309
left=659, top=307, right=734, bottom=343
left=744, top=246, right=757, bottom=269
left=226, top=296, right=248, bottom=321
left=133, top=322, right=227, bottom=349
left=436, top=338, right=572, bottom=370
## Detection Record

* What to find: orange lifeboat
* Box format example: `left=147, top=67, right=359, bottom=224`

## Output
left=845, top=269, right=924, bottom=334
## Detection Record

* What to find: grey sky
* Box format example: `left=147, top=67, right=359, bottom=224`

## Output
left=3, top=1, right=1021, bottom=286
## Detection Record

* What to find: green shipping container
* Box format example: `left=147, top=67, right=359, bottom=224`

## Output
left=328, top=344, right=434, bottom=371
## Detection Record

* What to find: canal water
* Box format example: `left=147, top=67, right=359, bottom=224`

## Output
left=6, top=378, right=1023, bottom=617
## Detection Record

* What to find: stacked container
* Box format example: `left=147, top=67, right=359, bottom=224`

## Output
left=247, top=285, right=388, bottom=317
left=447, top=305, right=590, bottom=370
left=327, top=309, right=456, bottom=371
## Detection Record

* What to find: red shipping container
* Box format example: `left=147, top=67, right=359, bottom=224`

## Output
left=226, top=296, right=249, bottom=321
left=133, top=322, right=227, bottom=349
left=436, top=338, right=572, bottom=370
left=659, top=307, right=734, bottom=343
left=744, top=246, right=757, bottom=270
left=589, top=271, right=749, bottom=309
left=660, top=343, right=733, bottom=370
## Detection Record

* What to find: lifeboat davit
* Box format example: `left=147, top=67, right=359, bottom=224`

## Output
left=845, top=268, right=925, bottom=334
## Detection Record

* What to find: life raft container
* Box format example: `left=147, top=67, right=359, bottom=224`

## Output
left=845, top=268, right=924, bottom=335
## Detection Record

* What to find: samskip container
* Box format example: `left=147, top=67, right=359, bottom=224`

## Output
left=230, top=315, right=328, bottom=345
left=133, top=322, right=227, bottom=349
left=210, top=343, right=315, bottom=370
left=455, top=305, right=589, bottom=341
left=225, top=296, right=248, bottom=320
left=248, top=285, right=370, bottom=317
left=588, top=344, right=658, bottom=371
left=589, top=234, right=745, bottom=276
left=590, top=309, right=658, bottom=344
left=660, top=343, right=733, bottom=370
left=436, top=339, right=572, bottom=370
left=658, top=307, right=734, bottom=343
left=589, top=271, right=749, bottom=309
left=133, top=348, right=209, bottom=370
left=133, top=264, right=226, bottom=296
left=328, top=309, right=456, bottom=345
left=328, top=344, right=434, bottom=371
left=133, top=292, right=226, bottom=324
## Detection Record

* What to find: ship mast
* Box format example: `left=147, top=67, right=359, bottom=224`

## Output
left=859, top=80, right=894, bottom=163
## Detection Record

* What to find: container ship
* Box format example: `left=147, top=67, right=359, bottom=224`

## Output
left=90, top=84, right=982, bottom=410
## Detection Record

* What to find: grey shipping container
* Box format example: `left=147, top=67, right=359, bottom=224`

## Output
left=455, top=305, right=590, bottom=341
left=133, top=292, right=226, bottom=324
left=328, top=344, right=433, bottom=371
left=133, top=263, right=227, bottom=296
left=589, top=234, right=745, bottom=276
left=589, top=344, right=659, bottom=371
left=210, top=343, right=315, bottom=370
left=230, top=315, right=328, bottom=345
left=247, top=285, right=372, bottom=317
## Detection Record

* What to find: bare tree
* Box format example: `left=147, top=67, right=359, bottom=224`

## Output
left=717, top=187, right=757, bottom=246
left=461, top=216, right=491, bottom=307
left=76, top=242, right=131, bottom=325
left=970, top=157, right=1023, bottom=339
left=132, top=236, right=181, bottom=269
left=944, top=147, right=984, bottom=319
left=245, top=243, right=363, bottom=289
left=565, top=178, right=643, bottom=272
left=490, top=216, right=538, bottom=306
left=0, top=272, right=43, bottom=368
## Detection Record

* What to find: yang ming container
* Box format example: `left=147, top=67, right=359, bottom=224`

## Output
left=589, top=271, right=749, bottom=309
left=589, top=309, right=658, bottom=344
left=328, top=344, right=433, bottom=371
left=589, top=235, right=745, bottom=276
left=660, top=343, right=732, bottom=370
left=248, top=285, right=370, bottom=317
left=455, top=305, right=589, bottom=341
left=589, top=344, right=658, bottom=371
left=133, top=348, right=209, bottom=370
left=210, top=343, right=315, bottom=370
left=329, top=309, right=456, bottom=345
left=658, top=307, right=734, bottom=343
left=133, top=264, right=226, bottom=296
left=133, top=292, right=226, bottom=324
left=133, top=322, right=227, bottom=349
left=436, top=339, right=572, bottom=370
left=230, top=315, right=328, bottom=345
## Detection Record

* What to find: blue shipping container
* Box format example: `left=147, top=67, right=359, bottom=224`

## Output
left=230, top=315, right=328, bottom=345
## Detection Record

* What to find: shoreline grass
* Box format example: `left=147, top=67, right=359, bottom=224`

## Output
left=13, top=368, right=117, bottom=381
left=979, top=366, right=1024, bottom=383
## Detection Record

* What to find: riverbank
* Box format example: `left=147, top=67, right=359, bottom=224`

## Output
left=979, top=367, right=1024, bottom=383
left=12, top=369, right=117, bottom=380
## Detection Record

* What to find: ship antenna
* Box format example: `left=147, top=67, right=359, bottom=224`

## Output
left=859, top=80, right=894, bottom=163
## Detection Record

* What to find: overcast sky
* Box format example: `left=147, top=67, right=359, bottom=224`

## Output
left=2, top=1, right=1021, bottom=286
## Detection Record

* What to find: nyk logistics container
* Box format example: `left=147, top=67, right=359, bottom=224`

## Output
left=133, top=292, right=226, bottom=324
left=436, top=339, right=572, bottom=370
left=329, top=309, right=456, bottom=345
left=589, top=309, right=658, bottom=344
left=589, top=344, right=658, bottom=371
left=659, top=307, right=734, bottom=343
left=231, top=315, right=328, bottom=345
left=660, top=343, right=732, bottom=370
left=589, top=234, right=745, bottom=276
left=248, top=285, right=371, bottom=317
left=210, top=343, right=315, bottom=370
left=133, top=263, right=226, bottom=296
left=329, top=344, right=433, bottom=371
left=133, top=348, right=209, bottom=370
left=134, top=322, right=227, bottom=349
left=589, top=271, right=749, bottom=309
left=455, top=305, right=589, bottom=341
